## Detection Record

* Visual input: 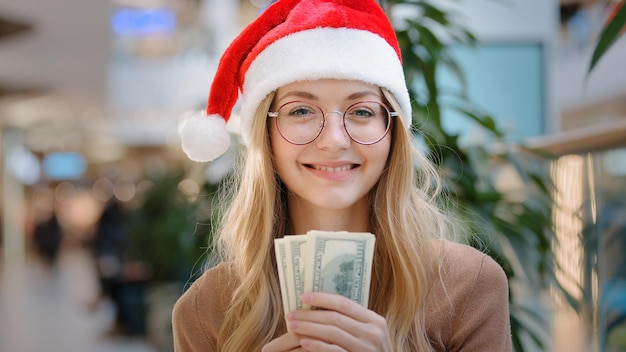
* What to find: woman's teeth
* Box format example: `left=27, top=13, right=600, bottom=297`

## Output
left=313, top=165, right=352, bottom=172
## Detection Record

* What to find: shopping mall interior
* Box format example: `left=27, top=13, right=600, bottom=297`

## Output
left=0, top=0, right=625, bottom=351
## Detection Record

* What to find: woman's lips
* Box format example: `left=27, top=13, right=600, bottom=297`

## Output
left=303, top=163, right=360, bottom=181
left=306, top=164, right=357, bottom=172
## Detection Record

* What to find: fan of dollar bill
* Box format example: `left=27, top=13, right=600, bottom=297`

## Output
left=274, top=230, right=376, bottom=313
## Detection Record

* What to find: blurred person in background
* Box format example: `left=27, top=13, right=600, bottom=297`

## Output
left=90, top=199, right=128, bottom=335
left=32, top=210, right=63, bottom=269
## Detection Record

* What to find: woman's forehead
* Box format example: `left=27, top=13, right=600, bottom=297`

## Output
left=275, top=79, right=382, bottom=101
left=278, top=78, right=378, bottom=90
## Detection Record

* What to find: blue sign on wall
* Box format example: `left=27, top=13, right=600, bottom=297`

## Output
left=111, top=8, right=176, bottom=36
left=43, top=152, right=87, bottom=180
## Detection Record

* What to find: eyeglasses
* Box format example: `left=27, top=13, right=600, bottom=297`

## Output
left=267, top=100, right=397, bottom=145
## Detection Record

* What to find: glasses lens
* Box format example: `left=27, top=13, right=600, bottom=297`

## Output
left=276, top=101, right=324, bottom=144
left=344, top=101, right=391, bottom=144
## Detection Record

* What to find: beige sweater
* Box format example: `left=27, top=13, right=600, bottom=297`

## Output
left=172, top=240, right=512, bottom=351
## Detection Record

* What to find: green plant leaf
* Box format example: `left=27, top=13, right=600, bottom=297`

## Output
left=449, top=105, right=505, bottom=138
left=589, top=1, right=626, bottom=73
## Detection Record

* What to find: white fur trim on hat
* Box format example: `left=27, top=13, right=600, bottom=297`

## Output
left=179, top=111, right=230, bottom=162
left=239, top=27, right=411, bottom=145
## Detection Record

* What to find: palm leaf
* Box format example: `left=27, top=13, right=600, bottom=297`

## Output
left=589, top=1, right=626, bottom=73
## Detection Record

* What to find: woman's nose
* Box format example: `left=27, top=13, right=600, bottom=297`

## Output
left=314, top=111, right=351, bottom=150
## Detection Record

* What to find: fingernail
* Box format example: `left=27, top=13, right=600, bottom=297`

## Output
left=289, top=321, right=299, bottom=330
left=301, top=293, right=312, bottom=303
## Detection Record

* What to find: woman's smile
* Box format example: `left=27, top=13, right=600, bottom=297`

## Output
left=306, top=163, right=357, bottom=173
left=303, top=161, right=360, bottom=182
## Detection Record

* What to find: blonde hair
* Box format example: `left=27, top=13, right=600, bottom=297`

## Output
left=212, top=88, right=455, bottom=351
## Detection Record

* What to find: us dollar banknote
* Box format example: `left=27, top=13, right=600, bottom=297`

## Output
left=274, top=231, right=375, bottom=313
left=284, top=234, right=307, bottom=310
left=274, top=238, right=292, bottom=313
left=303, top=231, right=375, bottom=309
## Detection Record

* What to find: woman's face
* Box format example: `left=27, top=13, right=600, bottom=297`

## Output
left=269, top=79, right=392, bottom=212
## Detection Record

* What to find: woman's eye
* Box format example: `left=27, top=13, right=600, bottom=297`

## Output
left=350, top=108, right=375, bottom=117
left=291, top=107, right=313, bottom=115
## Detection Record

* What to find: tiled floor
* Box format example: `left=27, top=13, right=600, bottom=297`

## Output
left=0, top=245, right=160, bottom=352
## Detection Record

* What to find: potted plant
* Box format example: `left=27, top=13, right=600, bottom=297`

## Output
left=385, top=0, right=577, bottom=350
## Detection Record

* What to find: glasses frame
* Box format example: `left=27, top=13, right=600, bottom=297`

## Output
left=267, top=100, right=398, bottom=145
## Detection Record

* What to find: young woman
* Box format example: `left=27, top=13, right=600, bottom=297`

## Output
left=173, top=0, right=512, bottom=351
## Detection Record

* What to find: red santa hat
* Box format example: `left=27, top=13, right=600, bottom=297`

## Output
left=180, top=0, right=412, bottom=162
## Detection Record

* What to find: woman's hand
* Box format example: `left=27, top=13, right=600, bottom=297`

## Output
left=262, top=332, right=305, bottom=352
left=283, top=292, right=393, bottom=352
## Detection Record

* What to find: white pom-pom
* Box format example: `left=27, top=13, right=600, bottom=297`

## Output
left=179, top=111, right=230, bottom=162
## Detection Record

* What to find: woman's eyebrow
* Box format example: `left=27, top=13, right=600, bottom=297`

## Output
left=277, top=90, right=317, bottom=102
left=347, top=91, right=382, bottom=100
